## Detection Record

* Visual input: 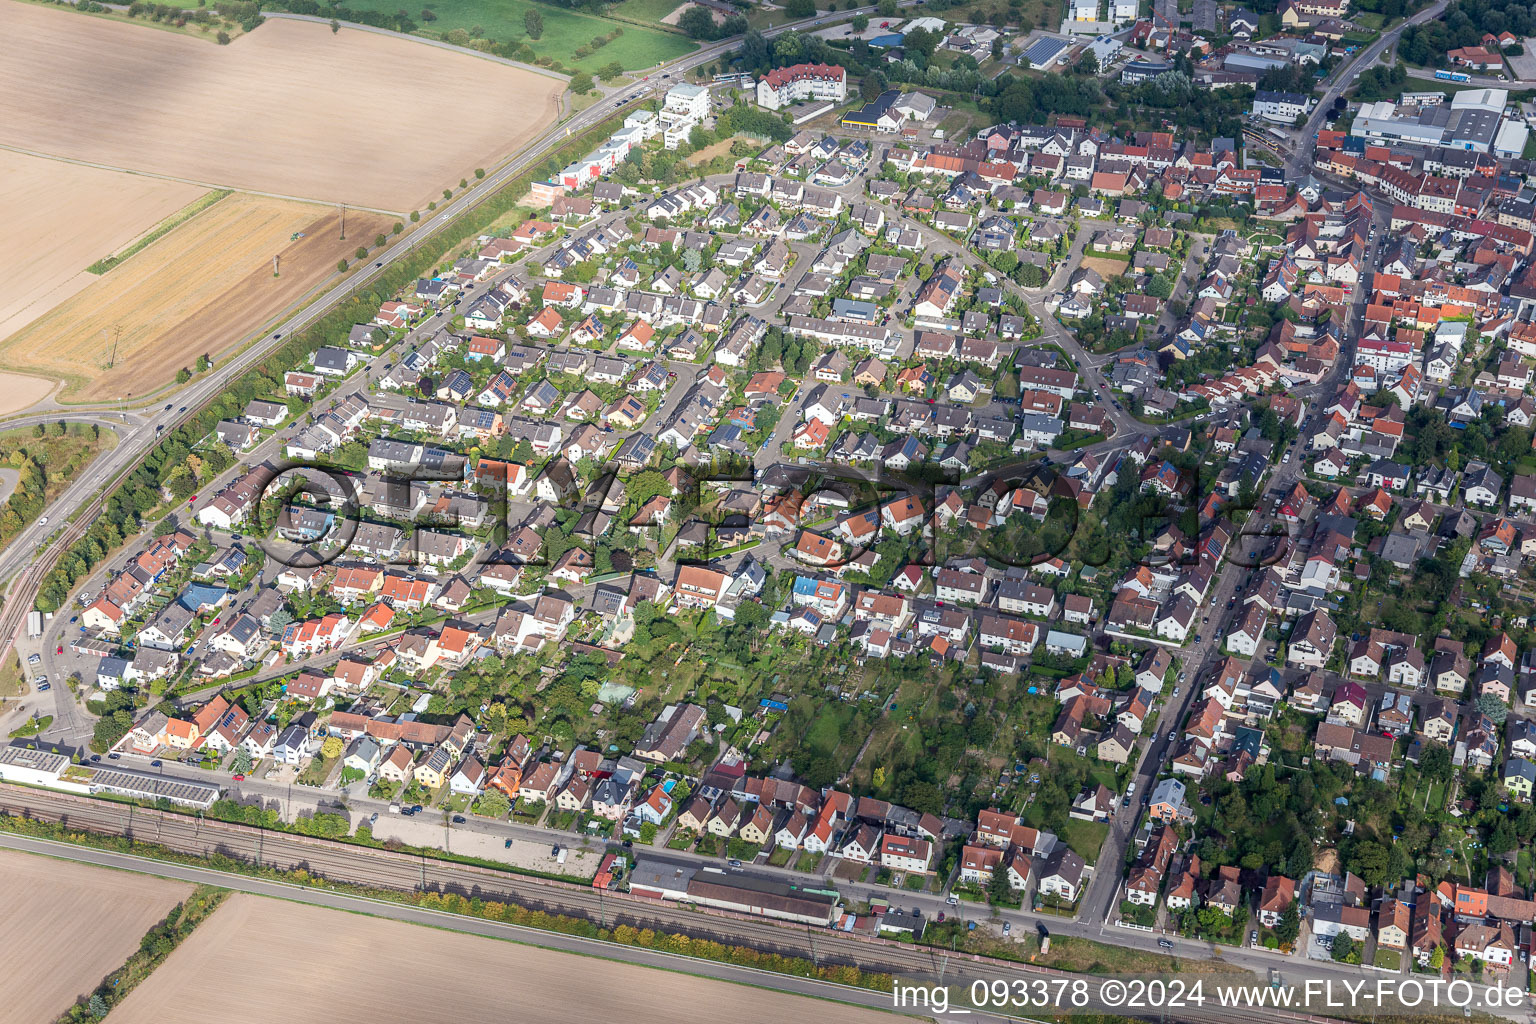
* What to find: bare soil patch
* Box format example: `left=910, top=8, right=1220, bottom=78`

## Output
left=0, top=148, right=206, bottom=344
left=0, top=373, right=57, bottom=417
left=1079, top=256, right=1134, bottom=279
left=110, top=894, right=904, bottom=1024
left=0, top=3, right=563, bottom=212
left=0, top=849, right=192, bottom=1024
left=0, top=194, right=390, bottom=402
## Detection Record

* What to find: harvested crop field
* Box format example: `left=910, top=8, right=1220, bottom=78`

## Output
left=111, top=894, right=904, bottom=1024
left=0, top=3, right=564, bottom=212
left=0, top=149, right=207, bottom=344
left=0, top=849, right=192, bottom=1024
left=0, top=372, right=57, bottom=417
left=0, top=193, right=390, bottom=402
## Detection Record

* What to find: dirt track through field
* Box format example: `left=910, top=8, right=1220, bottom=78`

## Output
left=0, top=2, right=564, bottom=212
left=0, top=148, right=207, bottom=345
left=0, top=849, right=192, bottom=1024
left=109, top=894, right=906, bottom=1024
left=0, top=193, right=390, bottom=402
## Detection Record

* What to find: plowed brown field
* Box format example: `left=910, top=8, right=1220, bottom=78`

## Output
left=0, top=2, right=563, bottom=212
left=109, top=894, right=905, bottom=1024
left=0, top=149, right=207, bottom=345
left=0, top=194, right=389, bottom=402
left=0, top=849, right=192, bottom=1024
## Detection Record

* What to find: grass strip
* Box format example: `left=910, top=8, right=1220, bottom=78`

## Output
left=54, top=884, right=228, bottom=1024
left=86, top=190, right=233, bottom=275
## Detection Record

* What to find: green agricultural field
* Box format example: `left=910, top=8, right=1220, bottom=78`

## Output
left=341, top=0, right=696, bottom=72
left=608, top=0, right=689, bottom=21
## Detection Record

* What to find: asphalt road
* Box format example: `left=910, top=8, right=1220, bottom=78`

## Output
left=1285, top=0, right=1448, bottom=179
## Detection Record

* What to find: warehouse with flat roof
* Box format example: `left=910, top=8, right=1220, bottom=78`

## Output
left=629, top=858, right=842, bottom=926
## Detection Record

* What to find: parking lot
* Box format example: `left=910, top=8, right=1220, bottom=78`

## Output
left=364, top=810, right=602, bottom=879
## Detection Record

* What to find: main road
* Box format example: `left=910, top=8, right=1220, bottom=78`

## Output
left=1285, top=0, right=1448, bottom=178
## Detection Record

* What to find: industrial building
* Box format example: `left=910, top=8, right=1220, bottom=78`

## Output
left=1351, top=89, right=1509, bottom=153
left=0, top=740, right=221, bottom=809
left=629, top=858, right=842, bottom=925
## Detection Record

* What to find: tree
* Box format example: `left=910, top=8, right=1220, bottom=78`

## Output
left=1348, top=838, right=1391, bottom=887
left=1429, top=944, right=1445, bottom=969
left=374, top=232, right=388, bottom=247
left=1275, top=901, right=1300, bottom=945
left=355, top=246, right=368, bottom=260
left=570, top=72, right=594, bottom=95
left=851, top=12, right=869, bottom=31
left=1420, top=742, right=1453, bottom=783
left=987, top=862, right=1012, bottom=904
left=1331, top=932, right=1358, bottom=964
left=903, top=25, right=939, bottom=58
left=679, top=5, right=718, bottom=38
left=879, top=0, right=897, bottom=12
left=328, top=18, right=339, bottom=33
left=321, top=735, right=344, bottom=760
left=1476, top=693, right=1509, bottom=724
left=337, top=258, right=349, bottom=272
left=175, top=367, right=192, bottom=384
left=784, top=0, right=815, bottom=17
left=231, top=748, right=254, bottom=775
left=524, top=7, right=543, bottom=39
left=598, top=61, right=625, bottom=81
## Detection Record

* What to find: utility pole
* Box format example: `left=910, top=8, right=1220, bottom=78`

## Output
left=273, top=254, right=281, bottom=277
left=339, top=204, right=346, bottom=241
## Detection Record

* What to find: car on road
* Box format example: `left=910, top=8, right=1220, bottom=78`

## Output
left=369, top=812, right=378, bottom=823
left=39, top=516, right=48, bottom=526
left=150, top=759, right=161, bottom=767
left=164, top=404, right=173, bottom=410
left=108, top=753, right=120, bottom=759
left=937, top=912, right=945, bottom=922
left=55, top=645, right=62, bottom=654
left=946, top=894, right=959, bottom=905
left=452, top=814, right=466, bottom=824
left=26, top=653, right=39, bottom=666
left=728, top=858, right=743, bottom=867
left=232, top=773, right=245, bottom=781
left=1159, top=938, right=1174, bottom=950
left=505, top=838, right=513, bottom=848
left=90, top=754, right=101, bottom=762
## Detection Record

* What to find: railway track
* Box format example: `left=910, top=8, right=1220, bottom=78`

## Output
left=0, top=785, right=1373, bottom=1024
